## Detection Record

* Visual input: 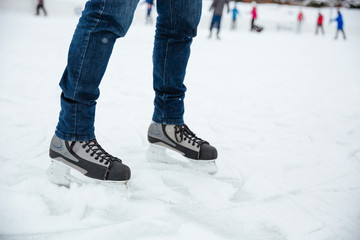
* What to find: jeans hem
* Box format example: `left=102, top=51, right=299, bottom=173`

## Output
left=55, top=130, right=95, bottom=141
left=152, top=116, right=184, bottom=125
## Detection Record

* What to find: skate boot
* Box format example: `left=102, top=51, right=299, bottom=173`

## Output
left=147, top=122, right=217, bottom=161
left=48, top=135, right=131, bottom=186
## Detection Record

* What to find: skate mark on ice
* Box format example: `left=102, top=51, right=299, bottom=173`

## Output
left=172, top=204, right=288, bottom=240
left=350, top=149, right=360, bottom=160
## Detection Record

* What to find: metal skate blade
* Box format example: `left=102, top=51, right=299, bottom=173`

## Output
left=146, top=144, right=218, bottom=174
left=46, top=160, right=72, bottom=188
left=47, top=160, right=128, bottom=188
left=188, top=159, right=218, bottom=175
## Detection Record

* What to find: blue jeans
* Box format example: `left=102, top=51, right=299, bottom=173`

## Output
left=55, top=0, right=202, bottom=141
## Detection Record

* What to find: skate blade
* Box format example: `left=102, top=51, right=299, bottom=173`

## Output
left=46, top=160, right=128, bottom=188
left=146, top=144, right=218, bottom=174
left=188, top=159, right=217, bottom=175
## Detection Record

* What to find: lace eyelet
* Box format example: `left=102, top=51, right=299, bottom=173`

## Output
left=90, top=153, right=94, bottom=157
left=100, top=160, right=103, bottom=163
left=95, top=157, right=99, bottom=160
left=86, top=150, right=89, bottom=153
left=82, top=145, right=86, bottom=149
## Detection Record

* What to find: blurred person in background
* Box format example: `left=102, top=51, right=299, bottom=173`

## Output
left=331, top=10, right=346, bottom=40
left=315, top=12, right=324, bottom=35
left=249, top=3, right=263, bottom=32
left=209, top=0, right=230, bottom=39
left=231, top=4, right=240, bottom=30
left=143, top=0, right=154, bottom=24
left=250, top=2, right=257, bottom=31
left=36, top=0, right=47, bottom=16
left=297, top=9, right=304, bottom=33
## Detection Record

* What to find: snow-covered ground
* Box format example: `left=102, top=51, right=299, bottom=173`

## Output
left=1, top=1, right=360, bottom=240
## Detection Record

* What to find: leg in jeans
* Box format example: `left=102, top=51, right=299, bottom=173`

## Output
left=56, top=0, right=139, bottom=141
left=152, top=0, right=202, bottom=125
left=210, top=15, right=216, bottom=32
left=148, top=0, right=218, bottom=161
left=216, top=16, right=222, bottom=35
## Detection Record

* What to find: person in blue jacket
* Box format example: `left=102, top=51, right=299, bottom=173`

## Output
left=231, top=4, right=240, bottom=30
left=331, top=10, right=346, bottom=40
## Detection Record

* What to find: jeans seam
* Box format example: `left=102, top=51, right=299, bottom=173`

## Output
left=162, top=40, right=169, bottom=120
left=72, top=0, right=107, bottom=100
left=73, top=103, right=78, bottom=137
left=162, top=0, right=173, bottom=120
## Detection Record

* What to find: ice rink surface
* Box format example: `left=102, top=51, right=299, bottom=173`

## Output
left=0, top=1, right=360, bottom=239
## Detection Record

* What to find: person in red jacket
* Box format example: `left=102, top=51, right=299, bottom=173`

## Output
left=250, top=4, right=257, bottom=31
left=297, top=10, right=304, bottom=33
left=315, top=12, right=324, bottom=35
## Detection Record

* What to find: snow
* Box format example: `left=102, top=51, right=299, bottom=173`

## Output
left=1, top=1, right=360, bottom=240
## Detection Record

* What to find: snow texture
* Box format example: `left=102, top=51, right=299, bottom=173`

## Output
left=0, top=1, right=360, bottom=240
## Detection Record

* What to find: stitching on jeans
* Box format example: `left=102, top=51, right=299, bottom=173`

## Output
left=73, top=103, right=78, bottom=137
left=163, top=40, right=169, bottom=119
left=72, top=0, right=107, bottom=100
left=162, top=0, right=173, bottom=120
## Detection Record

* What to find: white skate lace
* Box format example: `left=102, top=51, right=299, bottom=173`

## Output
left=174, top=124, right=208, bottom=148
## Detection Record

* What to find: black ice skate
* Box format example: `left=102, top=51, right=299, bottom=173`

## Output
left=48, top=135, right=130, bottom=186
left=147, top=122, right=218, bottom=161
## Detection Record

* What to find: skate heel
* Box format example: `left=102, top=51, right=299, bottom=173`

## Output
left=46, top=160, right=71, bottom=187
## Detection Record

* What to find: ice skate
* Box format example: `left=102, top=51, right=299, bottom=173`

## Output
left=147, top=122, right=217, bottom=173
left=47, top=135, right=131, bottom=187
